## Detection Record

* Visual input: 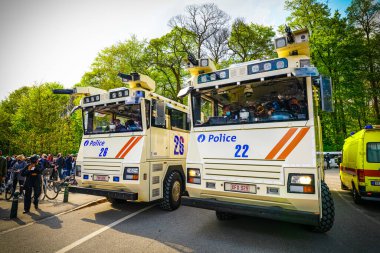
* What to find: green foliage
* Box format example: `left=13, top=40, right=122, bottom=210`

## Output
left=285, top=0, right=380, bottom=151
left=228, top=19, right=276, bottom=62
left=0, top=83, right=82, bottom=155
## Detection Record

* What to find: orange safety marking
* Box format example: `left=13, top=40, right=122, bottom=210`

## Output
left=277, top=128, right=310, bottom=160
left=119, top=136, right=143, bottom=158
left=265, top=128, right=298, bottom=160
left=115, top=137, right=136, bottom=158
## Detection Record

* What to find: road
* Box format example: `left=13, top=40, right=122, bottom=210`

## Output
left=1, top=168, right=379, bottom=253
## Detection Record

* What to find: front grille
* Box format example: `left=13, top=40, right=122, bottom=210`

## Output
left=203, top=159, right=284, bottom=185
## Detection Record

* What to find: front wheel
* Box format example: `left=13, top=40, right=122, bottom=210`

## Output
left=44, top=180, right=59, bottom=200
left=160, top=171, right=182, bottom=211
left=312, top=181, right=335, bottom=233
left=5, top=185, right=14, bottom=200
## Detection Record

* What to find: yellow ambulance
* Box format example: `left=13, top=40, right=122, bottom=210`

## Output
left=340, top=125, right=380, bottom=204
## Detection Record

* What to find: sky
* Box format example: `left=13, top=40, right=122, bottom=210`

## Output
left=0, top=0, right=351, bottom=101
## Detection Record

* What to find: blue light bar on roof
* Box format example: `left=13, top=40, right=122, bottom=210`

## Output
left=197, top=69, right=229, bottom=84
left=247, top=58, right=288, bottom=75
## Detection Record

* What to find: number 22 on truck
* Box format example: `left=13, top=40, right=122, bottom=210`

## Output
left=179, top=28, right=335, bottom=232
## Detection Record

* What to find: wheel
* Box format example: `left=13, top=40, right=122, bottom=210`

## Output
left=160, top=171, right=182, bottom=211
left=5, top=185, right=14, bottom=200
left=44, top=181, right=59, bottom=200
left=215, top=211, right=235, bottom=221
left=106, top=197, right=125, bottom=204
left=312, top=181, right=335, bottom=233
left=352, top=183, right=362, bottom=204
left=340, top=179, right=348, bottom=190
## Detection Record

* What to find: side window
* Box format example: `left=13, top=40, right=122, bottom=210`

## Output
left=151, top=99, right=166, bottom=129
left=145, top=100, right=150, bottom=129
left=170, top=108, right=189, bottom=131
left=367, top=142, right=380, bottom=163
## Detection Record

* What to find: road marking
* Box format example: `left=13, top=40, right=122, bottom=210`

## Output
left=0, top=198, right=107, bottom=235
left=334, top=189, right=380, bottom=226
left=55, top=205, right=155, bottom=253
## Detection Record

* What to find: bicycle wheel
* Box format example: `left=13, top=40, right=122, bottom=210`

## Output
left=44, top=180, right=59, bottom=200
left=5, top=185, right=14, bottom=200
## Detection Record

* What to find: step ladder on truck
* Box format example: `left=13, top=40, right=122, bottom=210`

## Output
left=54, top=73, right=189, bottom=210
left=178, top=27, right=335, bottom=232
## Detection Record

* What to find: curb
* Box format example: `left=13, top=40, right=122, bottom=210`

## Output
left=0, top=197, right=108, bottom=235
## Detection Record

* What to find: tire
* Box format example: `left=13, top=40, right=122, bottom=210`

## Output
left=160, top=171, right=182, bottom=211
left=5, top=185, right=14, bottom=200
left=352, top=183, right=362, bottom=204
left=44, top=180, right=59, bottom=200
left=312, top=181, right=335, bottom=233
left=215, top=211, right=235, bottom=221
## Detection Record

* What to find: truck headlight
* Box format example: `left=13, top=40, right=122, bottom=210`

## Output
left=288, top=174, right=315, bottom=194
left=123, top=167, right=139, bottom=180
left=75, top=165, right=81, bottom=177
left=187, top=168, right=201, bottom=184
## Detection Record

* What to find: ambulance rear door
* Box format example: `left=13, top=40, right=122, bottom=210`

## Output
left=364, top=130, right=380, bottom=192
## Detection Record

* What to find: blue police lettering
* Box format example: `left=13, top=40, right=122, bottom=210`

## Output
left=208, top=134, right=237, bottom=143
left=88, top=140, right=105, bottom=146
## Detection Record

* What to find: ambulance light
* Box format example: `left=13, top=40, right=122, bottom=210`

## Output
left=123, top=167, right=139, bottom=180
left=84, top=95, right=101, bottom=104
left=198, top=70, right=229, bottom=84
left=288, top=174, right=315, bottom=194
left=364, top=125, right=373, bottom=129
left=247, top=58, right=288, bottom=75
left=187, top=168, right=201, bottom=184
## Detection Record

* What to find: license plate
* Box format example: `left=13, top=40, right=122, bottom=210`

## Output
left=93, top=175, right=109, bottom=182
left=371, top=181, right=380, bottom=186
left=225, top=183, right=256, bottom=194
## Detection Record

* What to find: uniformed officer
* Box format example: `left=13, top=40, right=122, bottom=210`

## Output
left=21, top=155, right=43, bottom=213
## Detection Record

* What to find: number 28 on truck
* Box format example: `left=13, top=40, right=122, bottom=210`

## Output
left=54, top=73, right=189, bottom=210
left=178, top=28, right=335, bottom=232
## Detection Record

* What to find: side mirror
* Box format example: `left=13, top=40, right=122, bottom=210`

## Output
left=320, top=76, right=333, bottom=112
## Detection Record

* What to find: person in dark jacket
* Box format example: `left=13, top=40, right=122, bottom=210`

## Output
left=56, top=153, right=65, bottom=180
left=0, top=150, right=7, bottom=193
left=21, top=155, right=43, bottom=213
left=64, top=154, right=73, bottom=178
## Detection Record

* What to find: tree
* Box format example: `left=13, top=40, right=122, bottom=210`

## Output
left=168, top=3, right=230, bottom=59
left=145, top=28, right=195, bottom=102
left=347, top=0, right=380, bottom=123
left=80, top=35, right=149, bottom=91
left=228, top=18, right=276, bottom=63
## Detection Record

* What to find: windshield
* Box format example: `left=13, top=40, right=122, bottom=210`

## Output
left=83, top=103, right=143, bottom=134
left=192, top=77, right=308, bottom=127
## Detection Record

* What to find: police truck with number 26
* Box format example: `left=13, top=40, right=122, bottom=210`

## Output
left=54, top=73, right=189, bottom=210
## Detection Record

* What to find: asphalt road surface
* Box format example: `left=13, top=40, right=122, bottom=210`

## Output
left=1, top=168, right=379, bottom=253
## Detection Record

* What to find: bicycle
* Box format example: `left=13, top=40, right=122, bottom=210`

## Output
left=52, top=174, right=77, bottom=194
left=41, top=168, right=59, bottom=200
left=0, top=169, right=16, bottom=200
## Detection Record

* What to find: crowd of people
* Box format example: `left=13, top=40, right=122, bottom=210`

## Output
left=0, top=150, right=77, bottom=213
